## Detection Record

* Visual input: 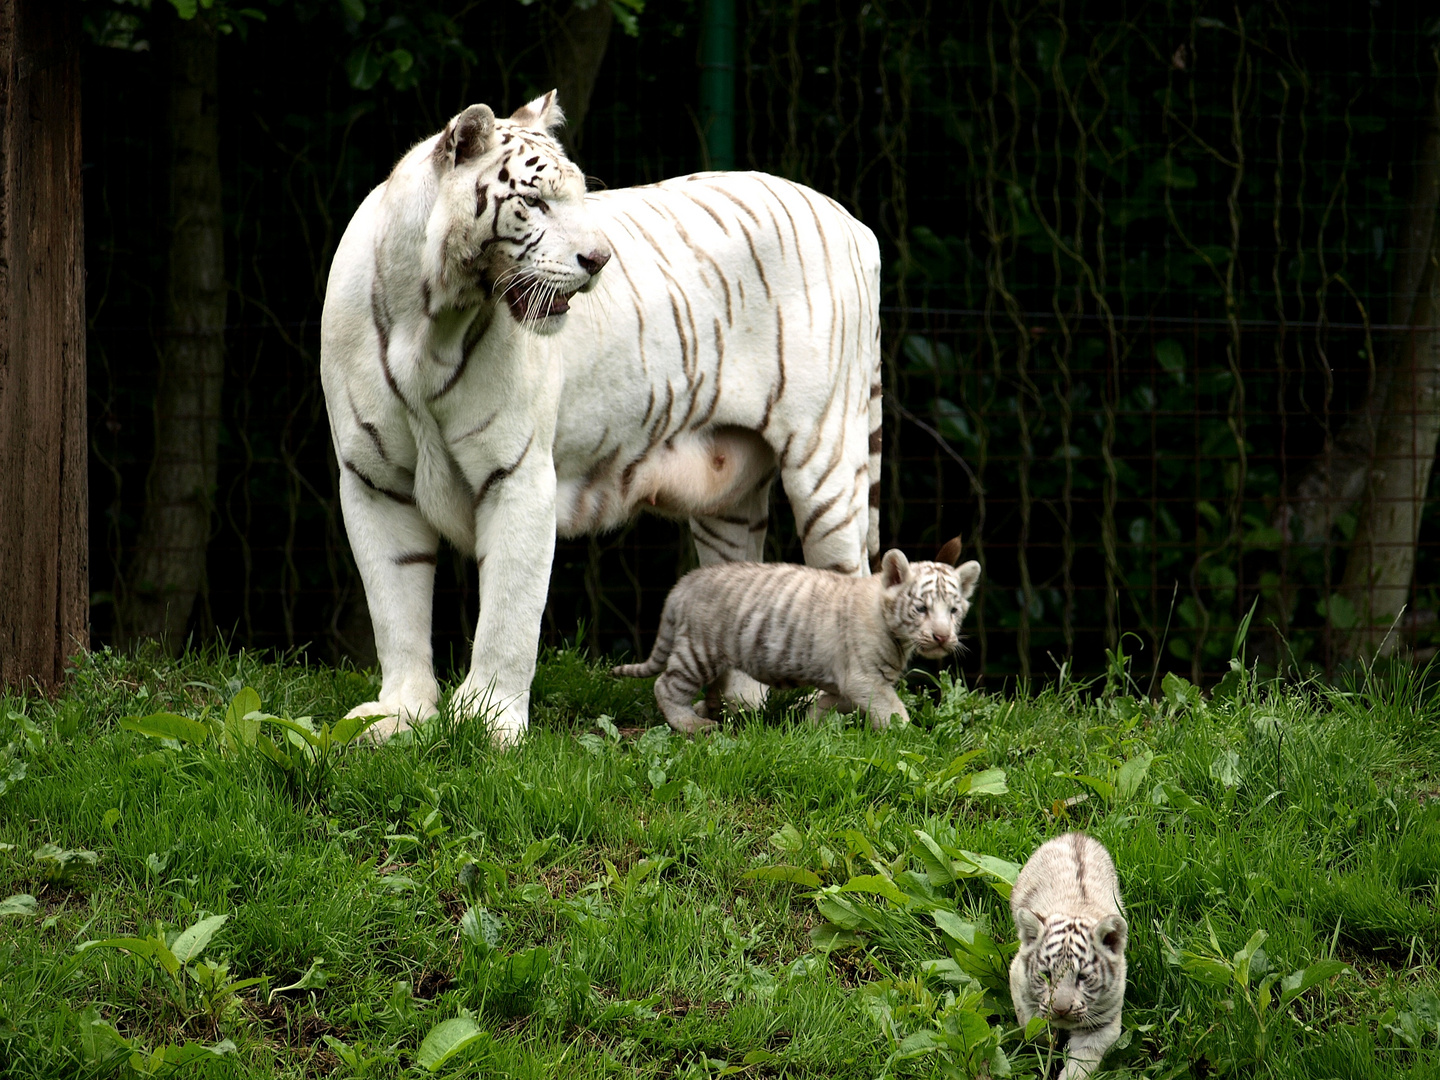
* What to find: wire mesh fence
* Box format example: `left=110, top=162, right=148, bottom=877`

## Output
left=83, top=0, right=1440, bottom=685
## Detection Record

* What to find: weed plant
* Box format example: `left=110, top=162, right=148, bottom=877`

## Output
left=0, top=641, right=1437, bottom=1077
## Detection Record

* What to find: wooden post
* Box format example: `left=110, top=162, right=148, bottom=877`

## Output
left=0, top=0, right=87, bottom=691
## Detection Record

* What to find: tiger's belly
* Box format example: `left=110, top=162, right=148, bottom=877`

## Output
left=554, top=425, right=775, bottom=537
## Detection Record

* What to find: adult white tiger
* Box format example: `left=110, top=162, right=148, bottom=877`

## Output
left=321, top=92, right=882, bottom=744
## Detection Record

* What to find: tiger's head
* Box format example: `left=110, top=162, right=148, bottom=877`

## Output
left=879, top=539, right=982, bottom=660
left=1014, top=908, right=1128, bottom=1028
left=423, top=91, right=610, bottom=332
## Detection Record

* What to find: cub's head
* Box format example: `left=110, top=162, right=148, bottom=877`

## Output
left=878, top=538, right=982, bottom=660
left=1014, top=908, right=1127, bottom=1028
left=423, top=91, right=611, bottom=331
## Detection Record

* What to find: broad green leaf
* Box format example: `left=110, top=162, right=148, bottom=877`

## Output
left=0, top=893, right=37, bottom=916
left=76, top=1007, right=131, bottom=1063
left=257, top=715, right=323, bottom=748
left=742, top=864, right=822, bottom=888
left=171, top=913, right=229, bottom=964
left=102, top=808, right=121, bottom=831
left=813, top=892, right=863, bottom=930
left=1071, top=774, right=1115, bottom=801
left=963, top=767, right=1009, bottom=796
left=741, top=1049, right=778, bottom=1065
left=520, top=836, right=557, bottom=872
left=1160, top=781, right=1216, bottom=823
left=956, top=851, right=1021, bottom=887
left=769, top=823, right=805, bottom=854
left=1114, top=751, right=1154, bottom=801
left=1279, top=959, right=1349, bottom=1008
left=338, top=0, right=365, bottom=20
left=932, top=909, right=980, bottom=944
left=269, top=958, right=327, bottom=999
left=895, top=1029, right=944, bottom=1057
left=223, top=688, right=262, bottom=748
left=933, top=749, right=984, bottom=782
left=1233, top=929, right=1268, bottom=988
left=330, top=713, right=382, bottom=744
left=838, top=874, right=910, bottom=907
left=120, top=712, right=212, bottom=746
left=911, top=829, right=955, bottom=887
left=345, top=46, right=383, bottom=91
left=416, top=1017, right=489, bottom=1071
left=842, top=829, right=877, bottom=861
left=504, top=946, right=551, bottom=985
left=1180, top=955, right=1234, bottom=988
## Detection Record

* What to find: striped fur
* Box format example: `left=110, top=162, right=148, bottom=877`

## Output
left=322, top=92, right=882, bottom=745
left=1009, top=833, right=1128, bottom=1080
left=613, top=546, right=981, bottom=733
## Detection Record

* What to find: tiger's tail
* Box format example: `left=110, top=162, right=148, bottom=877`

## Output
left=612, top=605, right=678, bottom=679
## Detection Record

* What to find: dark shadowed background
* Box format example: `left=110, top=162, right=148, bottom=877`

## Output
left=82, top=0, right=1440, bottom=686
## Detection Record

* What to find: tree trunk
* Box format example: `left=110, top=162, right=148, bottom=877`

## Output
left=1336, top=241, right=1440, bottom=660
left=1281, top=70, right=1440, bottom=545
left=116, top=10, right=226, bottom=651
left=543, top=0, right=613, bottom=157
left=0, top=0, right=88, bottom=691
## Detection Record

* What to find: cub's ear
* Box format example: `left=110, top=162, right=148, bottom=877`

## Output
left=880, top=549, right=910, bottom=588
left=436, top=104, right=495, bottom=169
left=955, top=560, right=982, bottom=601
left=1015, top=907, right=1043, bottom=947
left=510, top=89, right=566, bottom=133
left=934, top=535, right=963, bottom=565
left=1093, top=913, right=1128, bottom=958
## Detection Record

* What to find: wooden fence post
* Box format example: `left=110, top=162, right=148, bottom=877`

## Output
left=0, top=0, right=87, bottom=691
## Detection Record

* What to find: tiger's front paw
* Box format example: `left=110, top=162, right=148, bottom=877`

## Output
left=452, top=678, right=529, bottom=749
left=346, top=701, right=434, bottom=744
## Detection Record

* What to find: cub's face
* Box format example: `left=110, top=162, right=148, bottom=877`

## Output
left=425, top=93, right=610, bottom=331
left=879, top=549, right=983, bottom=659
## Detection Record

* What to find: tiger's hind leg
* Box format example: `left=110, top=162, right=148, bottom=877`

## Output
left=778, top=389, right=874, bottom=579
left=690, top=479, right=772, bottom=713
left=654, top=667, right=717, bottom=735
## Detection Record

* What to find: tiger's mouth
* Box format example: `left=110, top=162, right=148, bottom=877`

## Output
left=502, top=280, right=577, bottom=321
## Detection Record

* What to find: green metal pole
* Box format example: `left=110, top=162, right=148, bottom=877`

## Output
left=699, top=0, right=735, bottom=169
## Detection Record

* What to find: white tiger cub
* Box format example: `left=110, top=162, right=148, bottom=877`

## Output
left=322, top=91, right=882, bottom=745
left=612, top=538, right=981, bottom=733
left=1009, top=832, right=1129, bottom=1080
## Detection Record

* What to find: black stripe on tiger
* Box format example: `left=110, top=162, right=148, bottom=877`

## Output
left=344, top=459, right=414, bottom=506
left=394, top=551, right=438, bottom=566
left=471, top=434, right=535, bottom=510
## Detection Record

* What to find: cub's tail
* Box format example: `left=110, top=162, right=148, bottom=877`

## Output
left=612, top=607, right=678, bottom=679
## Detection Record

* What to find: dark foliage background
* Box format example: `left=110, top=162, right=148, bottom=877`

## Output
left=84, top=0, right=1440, bottom=685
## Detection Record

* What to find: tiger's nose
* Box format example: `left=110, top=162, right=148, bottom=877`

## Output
left=577, top=250, right=610, bottom=275
left=932, top=629, right=952, bottom=645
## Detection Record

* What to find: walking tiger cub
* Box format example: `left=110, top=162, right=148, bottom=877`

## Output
left=613, top=538, right=981, bottom=733
left=1009, top=832, right=1129, bottom=1080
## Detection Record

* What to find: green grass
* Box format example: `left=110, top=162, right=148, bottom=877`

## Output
left=2, top=643, right=1439, bottom=1078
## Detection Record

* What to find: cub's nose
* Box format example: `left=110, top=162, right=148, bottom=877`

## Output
left=577, top=249, right=611, bottom=275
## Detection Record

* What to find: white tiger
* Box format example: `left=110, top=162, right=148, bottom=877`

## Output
left=320, top=92, right=883, bottom=744
left=613, top=539, right=981, bottom=733
left=1009, top=832, right=1129, bottom=1080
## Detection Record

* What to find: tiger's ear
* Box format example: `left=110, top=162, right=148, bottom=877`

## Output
left=1015, top=907, right=1043, bottom=947
left=510, top=89, right=566, bottom=133
left=935, top=535, right=963, bottom=565
left=1093, top=913, right=1128, bottom=958
left=955, top=560, right=981, bottom=601
left=880, top=549, right=910, bottom=588
left=436, top=104, right=495, bottom=169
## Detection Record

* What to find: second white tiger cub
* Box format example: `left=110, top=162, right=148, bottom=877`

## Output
left=613, top=539, right=981, bottom=733
left=1009, top=832, right=1128, bottom=1080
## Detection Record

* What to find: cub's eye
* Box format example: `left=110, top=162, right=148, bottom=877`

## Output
left=915, top=603, right=928, bottom=615
left=950, top=606, right=959, bottom=615
left=522, top=193, right=541, bottom=208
